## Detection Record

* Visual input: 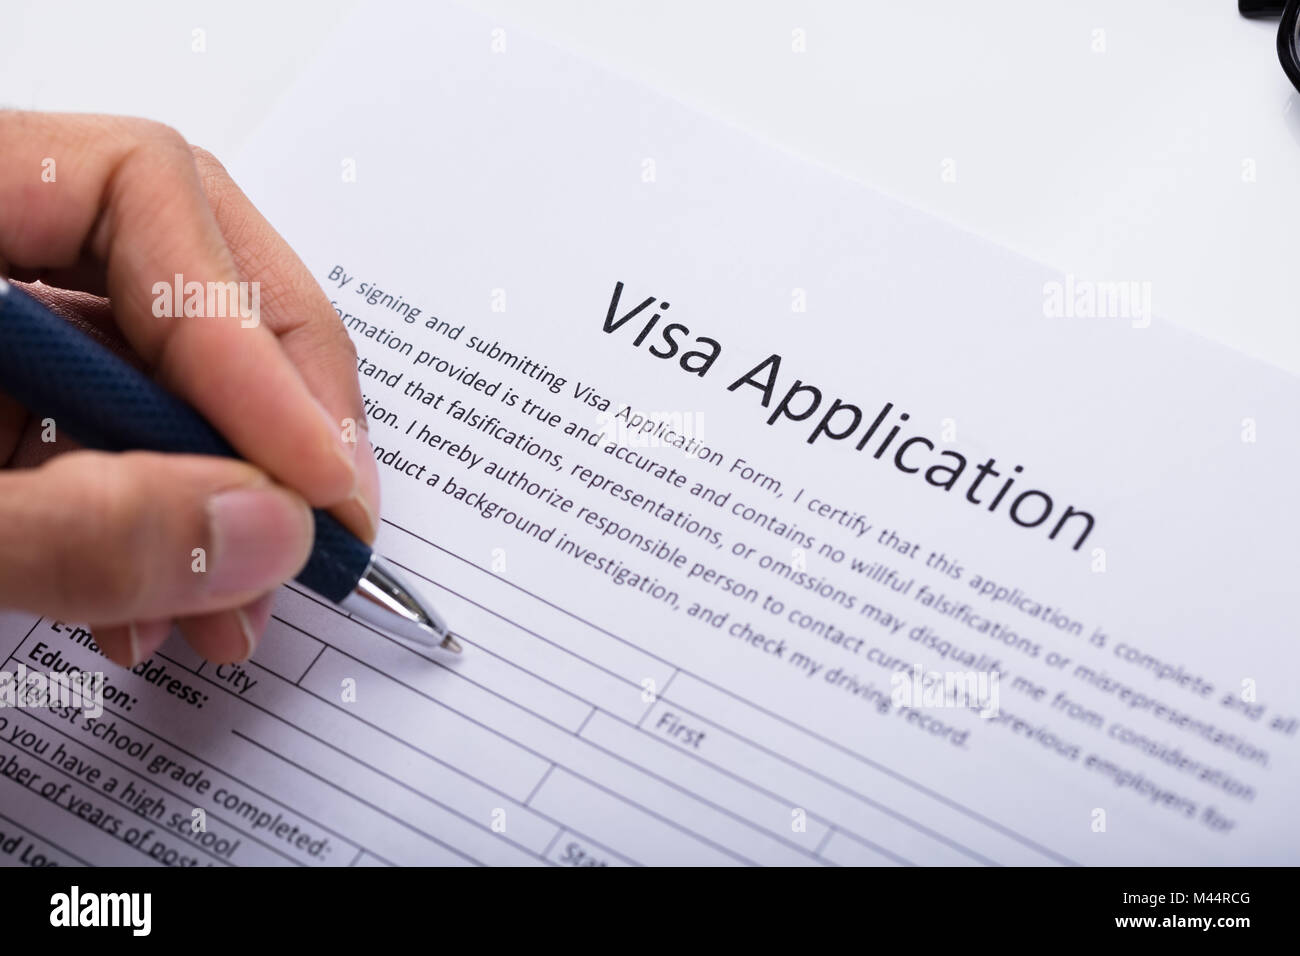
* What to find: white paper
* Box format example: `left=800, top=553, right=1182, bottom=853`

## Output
left=0, top=0, right=1296, bottom=867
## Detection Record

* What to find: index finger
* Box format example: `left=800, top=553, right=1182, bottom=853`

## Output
left=0, top=111, right=357, bottom=508
left=188, top=147, right=381, bottom=543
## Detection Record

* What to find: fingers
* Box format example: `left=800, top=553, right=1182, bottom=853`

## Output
left=189, top=147, right=380, bottom=542
left=19, top=283, right=125, bottom=352
left=0, top=111, right=357, bottom=510
left=91, top=619, right=172, bottom=670
left=0, top=283, right=124, bottom=469
left=0, top=450, right=313, bottom=626
left=176, top=591, right=276, bottom=665
left=91, top=597, right=277, bottom=670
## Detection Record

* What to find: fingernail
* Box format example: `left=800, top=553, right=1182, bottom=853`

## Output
left=126, top=619, right=171, bottom=667
left=206, top=486, right=313, bottom=596
left=231, top=592, right=275, bottom=662
left=235, top=609, right=258, bottom=662
left=352, top=429, right=381, bottom=540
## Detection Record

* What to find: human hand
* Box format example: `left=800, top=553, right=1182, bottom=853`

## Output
left=0, top=112, right=380, bottom=668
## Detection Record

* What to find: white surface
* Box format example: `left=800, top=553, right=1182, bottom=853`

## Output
left=3, top=0, right=1297, bottom=373
left=2, top=0, right=1293, bottom=866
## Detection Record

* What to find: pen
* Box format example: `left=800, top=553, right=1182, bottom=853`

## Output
left=0, top=276, right=461, bottom=654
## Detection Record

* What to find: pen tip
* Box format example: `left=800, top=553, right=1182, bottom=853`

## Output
left=440, top=632, right=463, bottom=654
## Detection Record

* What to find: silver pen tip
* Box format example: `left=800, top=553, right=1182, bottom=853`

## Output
left=340, top=556, right=462, bottom=654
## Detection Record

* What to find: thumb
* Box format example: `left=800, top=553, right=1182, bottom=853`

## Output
left=0, top=450, right=313, bottom=624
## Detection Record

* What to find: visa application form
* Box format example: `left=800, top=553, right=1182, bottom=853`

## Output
left=0, top=0, right=1296, bottom=866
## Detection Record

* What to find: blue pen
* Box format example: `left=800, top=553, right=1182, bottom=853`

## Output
left=0, top=276, right=461, bottom=654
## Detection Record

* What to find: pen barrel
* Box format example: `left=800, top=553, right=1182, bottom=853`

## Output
left=0, top=279, right=370, bottom=602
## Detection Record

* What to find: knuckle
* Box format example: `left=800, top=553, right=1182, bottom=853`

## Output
left=110, top=120, right=196, bottom=183
left=131, top=118, right=189, bottom=151
left=333, top=316, right=360, bottom=362
left=189, top=145, right=232, bottom=196
left=188, top=144, right=227, bottom=178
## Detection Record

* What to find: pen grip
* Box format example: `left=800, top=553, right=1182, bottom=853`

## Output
left=0, top=280, right=369, bottom=602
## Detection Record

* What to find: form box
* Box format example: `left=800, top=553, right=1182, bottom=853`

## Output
left=252, top=615, right=324, bottom=685
left=299, top=647, right=550, bottom=801
left=529, top=768, right=740, bottom=866
left=586, top=707, right=831, bottom=856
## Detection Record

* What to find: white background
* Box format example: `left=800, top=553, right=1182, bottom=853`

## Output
left=3, top=0, right=1297, bottom=373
